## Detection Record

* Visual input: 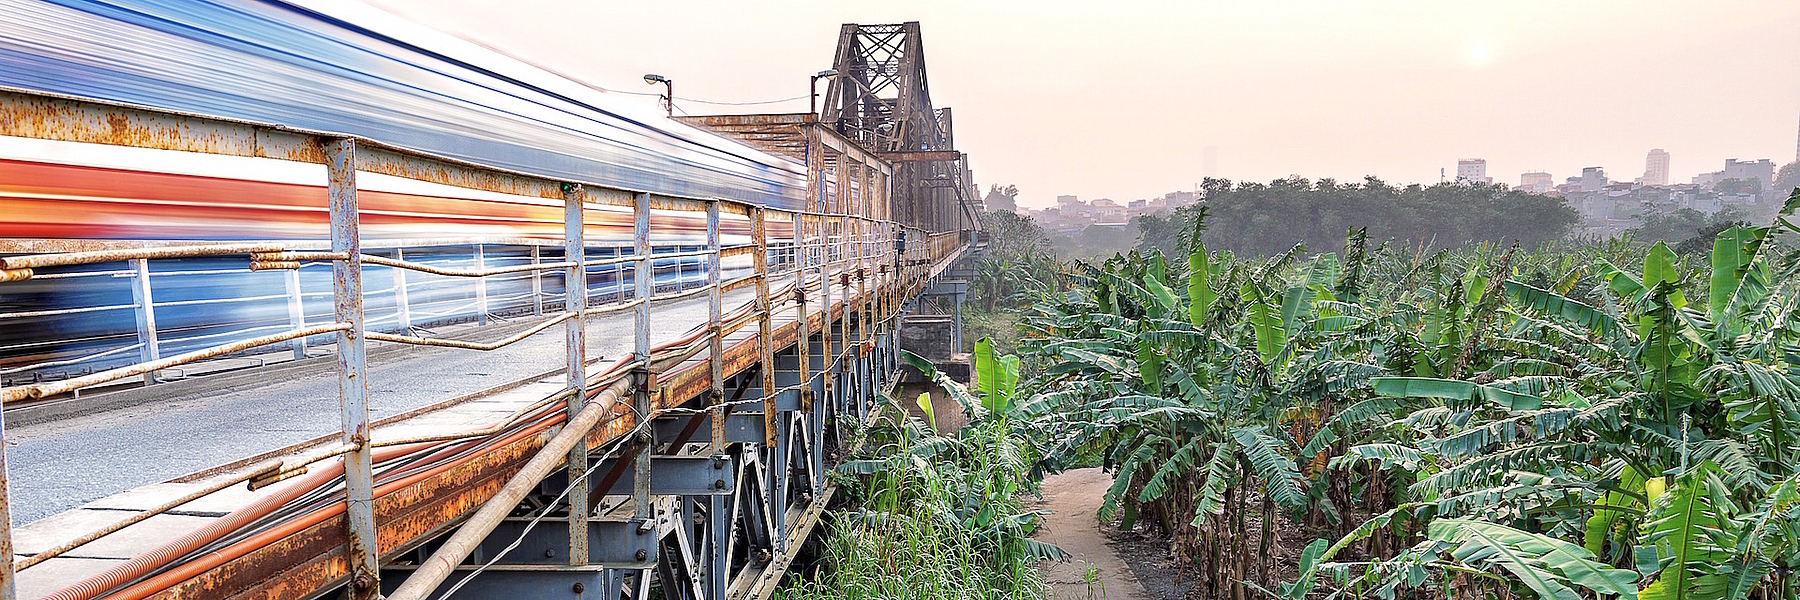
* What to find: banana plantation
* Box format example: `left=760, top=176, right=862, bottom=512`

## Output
left=993, top=192, right=1800, bottom=600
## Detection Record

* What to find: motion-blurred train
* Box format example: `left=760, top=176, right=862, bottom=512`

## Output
left=0, top=0, right=816, bottom=384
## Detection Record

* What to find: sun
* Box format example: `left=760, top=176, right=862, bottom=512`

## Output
left=1467, top=44, right=1494, bottom=67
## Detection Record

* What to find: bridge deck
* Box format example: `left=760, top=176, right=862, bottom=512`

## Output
left=6, top=265, right=889, bottom=599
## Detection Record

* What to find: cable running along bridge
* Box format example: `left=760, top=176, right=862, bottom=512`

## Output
left=0, top=4, right=980, bottom=600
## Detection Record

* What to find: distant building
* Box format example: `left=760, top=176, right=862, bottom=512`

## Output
left=1580, top=167, right=1608, bottom=192
left=1520, top=171, right=1554, bottom=193
left=1640, top=149, right=1670, bottom=186
left=1090, top=198, right=1125, bottom=222
left=1456, top=159, right=1491, bottom=184
left=1724, top=158, right=1775, bottom=191
left=1693, top=158, right=1776, bottom=192
left=1056, top=194, right=1080, bottom=208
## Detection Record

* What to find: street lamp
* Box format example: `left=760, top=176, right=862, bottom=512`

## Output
left=643, top=73, right=672, bottom=117
left=809, top=68, right=838, bottom=117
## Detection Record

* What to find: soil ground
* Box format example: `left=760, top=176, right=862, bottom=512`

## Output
left=1032, top=468, right=1155, bottom=600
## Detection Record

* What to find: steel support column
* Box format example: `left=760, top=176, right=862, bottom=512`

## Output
left=326, top=137, right=379, bottom=599
left=563, top=183, right=589, bottom=566
left=0, top=406, right=15, bottom=600
left=633, top=192, right=653, bottom=521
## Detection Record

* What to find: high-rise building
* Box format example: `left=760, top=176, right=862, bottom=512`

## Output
left=1456, top=159, right=1491, bottom=184
left=1642, top=149, right=1670, bottom=186
left=1520, top=171, right=1554, bottom=193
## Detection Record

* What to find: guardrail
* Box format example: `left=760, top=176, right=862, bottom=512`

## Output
left=0, top=89, right=968, bottom=600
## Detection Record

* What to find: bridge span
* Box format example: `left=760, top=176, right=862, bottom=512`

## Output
left=0, top=4, right=981, bottom=599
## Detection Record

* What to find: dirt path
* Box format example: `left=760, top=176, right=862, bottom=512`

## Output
left=1034, top=468, right=1155, bottom=600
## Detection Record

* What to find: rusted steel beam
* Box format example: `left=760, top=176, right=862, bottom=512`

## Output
left=563, top=183, right=591, bottom=567
left=878, top=150, right=963, bottom=163
left=326, top=138, right=380, bottom=600
left=753, top=209, right=776, bottom=449
left=385, top=379, right=633, bottom=600
left=0, top=407, right=14, bottom=600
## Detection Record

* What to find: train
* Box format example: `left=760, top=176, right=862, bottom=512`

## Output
left=0, top=0, right=820, bottom=384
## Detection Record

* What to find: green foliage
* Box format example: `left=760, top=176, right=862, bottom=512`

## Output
left=1014, top=202, right=1800, bottom=600
left=1136, top=176, right=1579, bottom=257
left=778, top=389, right=1056, bottom=599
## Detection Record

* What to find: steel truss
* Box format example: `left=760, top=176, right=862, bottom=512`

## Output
left=0, top=84, right=964, bottom=600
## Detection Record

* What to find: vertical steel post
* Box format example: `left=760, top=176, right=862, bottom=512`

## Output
left=706, top=201, right=724, bottom=449
left=129, top=258, right=159, bottom=386
left=474, top=244, right=488, bottom=326
left=632, top=192, right=652, bottom=520
left=285, top=268, right=306, bottom=360
left=531, top=245, right=544, bottom=317
left=0, top=407, right=15, bottom=600
left=754, top=209, right=775, bottom=450
left=563, top=184, right=589, bottom=566
left=325, top=138, right=378, bottom=599
left=705, top=200, right=727, bottom=600
left=793, top=211, right=810, bottom=418
left=392, top=247, right=412, bottom=332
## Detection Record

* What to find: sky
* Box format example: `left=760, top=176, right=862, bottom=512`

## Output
left=367, top=0, right=1800, bottom=209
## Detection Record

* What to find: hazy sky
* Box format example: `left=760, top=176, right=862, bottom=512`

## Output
left=368, top=0, right=1800, bottom=209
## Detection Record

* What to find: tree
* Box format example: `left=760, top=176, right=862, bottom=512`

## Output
left=1136, top=176, right=1580, bottom=258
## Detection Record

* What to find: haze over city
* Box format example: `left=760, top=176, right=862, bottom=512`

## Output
left=369, top=0, right=1800, bottom=208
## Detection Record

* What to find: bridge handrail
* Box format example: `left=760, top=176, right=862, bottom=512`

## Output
left=0, top=84, right=967, bottom=600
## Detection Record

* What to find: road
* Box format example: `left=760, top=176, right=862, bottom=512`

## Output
left=7, top=287, right=757, bottom=523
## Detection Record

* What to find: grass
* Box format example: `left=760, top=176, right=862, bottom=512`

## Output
left=773, top=398, right=1053, bottom=599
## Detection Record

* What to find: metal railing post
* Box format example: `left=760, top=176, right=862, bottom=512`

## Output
left=392, top=248, right=412, bottom=332
left=563, top=184, right=589, bottom=566
left=285, top=269, right=307, bottom=360
left=632, top=192, right=652, bottom=520
left=706, top=200, right=724, bottom=446
left=754, top=209, right=775, bottom=450
left=793, top=212, right=809, bottom=418
left=0, top=407, right=16, bottom=600
left=325, top=138, right=379, bottom=599
left=705, top=200, right=727, bottom=600
left=129, top=258, right=159, bottom=386
left=531, top=245, right=543, bottom=317
left=473, top=244, right=488, bottom=326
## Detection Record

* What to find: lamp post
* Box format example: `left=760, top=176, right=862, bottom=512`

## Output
left=643, top=73, right=672, bottom=117
left=809, top=68, right=838, bottom=117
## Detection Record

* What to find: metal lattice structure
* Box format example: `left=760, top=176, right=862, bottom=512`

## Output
left=821, top=23, right=980, bottom=235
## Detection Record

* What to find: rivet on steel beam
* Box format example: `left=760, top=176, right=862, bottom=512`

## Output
left=573, top=583, right=586, bottom=594
left=635, top=549, right=649, bottom=561
left=714, top=479, right=726, bottom=490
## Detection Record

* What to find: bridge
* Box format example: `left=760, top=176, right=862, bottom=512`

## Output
left=0, top=6, right=979, bottom=600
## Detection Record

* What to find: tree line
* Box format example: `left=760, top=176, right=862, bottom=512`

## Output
left=1137, top=176, right=1580, bottom=258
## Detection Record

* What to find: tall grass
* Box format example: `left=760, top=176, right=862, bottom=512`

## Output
left=774, top=395, right=1054, bottom=599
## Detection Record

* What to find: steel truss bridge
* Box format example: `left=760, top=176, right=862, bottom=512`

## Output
left=0, top=11, right=978, bottom=600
